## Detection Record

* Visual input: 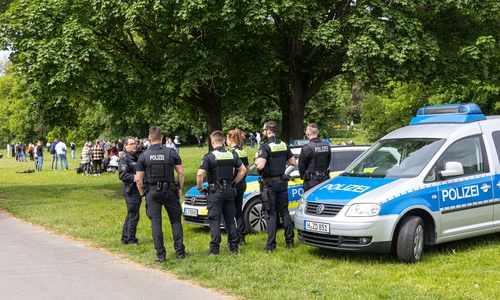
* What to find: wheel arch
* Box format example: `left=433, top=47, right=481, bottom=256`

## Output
left=392, top=207, right=437, bottom=249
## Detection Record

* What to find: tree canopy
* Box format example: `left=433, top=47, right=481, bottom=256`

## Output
left=1, top=0, right=499, bottom=144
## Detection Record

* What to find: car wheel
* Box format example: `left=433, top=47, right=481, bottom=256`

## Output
left=397, top=216, right=424, bottom=263
left=243, top=197, right=267, bottom=234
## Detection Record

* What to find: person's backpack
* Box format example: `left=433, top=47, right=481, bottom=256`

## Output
left=49, top=146, right=56, bottom=155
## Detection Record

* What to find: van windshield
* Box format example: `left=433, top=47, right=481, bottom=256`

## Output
left=341, top=138, right=445, bottom=178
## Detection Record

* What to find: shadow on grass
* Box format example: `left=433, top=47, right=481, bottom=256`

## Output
left=303, top=233, right=500, bottom=264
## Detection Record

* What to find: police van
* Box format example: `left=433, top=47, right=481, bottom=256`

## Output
left=294, top=103, right=500, bottom=263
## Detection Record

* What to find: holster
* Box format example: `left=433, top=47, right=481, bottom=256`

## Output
left=125, top=182, right=134, bottom=194
left=258, top=178, right=270, bottom=219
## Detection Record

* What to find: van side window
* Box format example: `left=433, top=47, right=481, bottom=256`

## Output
left=438, top=136, right=486, bottom=177
left=491, top=131, right=500, bottom=163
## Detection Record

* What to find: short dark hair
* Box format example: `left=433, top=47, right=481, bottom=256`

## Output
left=149, top=126, right=162, bottom=141
left=306, top=123, right=319, bottom=136
left=210, top=130, right=225, bottom=144
left=264, top=121, right=278, bottom=134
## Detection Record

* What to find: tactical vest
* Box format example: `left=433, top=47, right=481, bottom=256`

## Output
left=265, top=140, right=288, bottom=177
left=144, top=146, right=175, bottom=183
left=211, top=149, right=235, bottom=183
left=305, top=141, right=330, bottom=172
left=230, top=146, right=248, bottom=179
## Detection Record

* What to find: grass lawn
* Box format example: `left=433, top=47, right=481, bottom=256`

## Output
left=2, top=143, right=500, bottom=300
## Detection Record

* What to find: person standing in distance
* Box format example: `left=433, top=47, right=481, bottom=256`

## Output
left=254, top=121, right=296, bottom=252
left=226, top=129, right=250, bottom=245
left=118, top=137, right=141, bottom=245
left=299, top=123, right=332, bottom=192
left=197, top=130, right=246, bottom=255
left=136, top=126, right=187, bottom=263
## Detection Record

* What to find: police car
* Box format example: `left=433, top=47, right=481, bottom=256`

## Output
left=294, top=103, right=500, bottom=263
left=182, top=145, right=369, bottom=233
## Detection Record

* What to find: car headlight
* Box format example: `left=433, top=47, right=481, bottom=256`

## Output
left=345, top=203, right=380, bottom=217
left=297, top=197, right=306, bottom=213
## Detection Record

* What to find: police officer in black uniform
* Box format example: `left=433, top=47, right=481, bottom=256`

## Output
left=197, top=130, right=246, bottom=255
left=299, top=123, right=332, bottom=192
left=118, top=136, right=141, bottom=245
left=255, top=121, right=297, bottom=252
left=136, top=126, right=187, bottom=263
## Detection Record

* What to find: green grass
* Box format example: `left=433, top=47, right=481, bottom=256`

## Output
left=2, top=146, right=500, bottom=299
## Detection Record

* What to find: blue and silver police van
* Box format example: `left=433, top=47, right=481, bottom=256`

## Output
left=294, top=103, right=500, bottom=262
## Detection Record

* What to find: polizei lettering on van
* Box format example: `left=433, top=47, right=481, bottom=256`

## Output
left=441, top=185, right=480, bottom=202
left=319, top=183, right=370, bottom=193
left=149, top=154, right=165, bottom=160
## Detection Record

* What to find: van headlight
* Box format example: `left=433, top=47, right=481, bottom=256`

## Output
left=345, top=203, right=380, bottom=217
left=297, top=197, right=306, bottom=213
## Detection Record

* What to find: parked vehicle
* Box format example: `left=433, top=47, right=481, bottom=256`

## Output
left=182, top=145, right=369, bottom=233
left=294, top=103, right=500, bottom=263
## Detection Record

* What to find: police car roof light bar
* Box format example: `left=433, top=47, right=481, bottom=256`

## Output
left=409, top=103, right=486, bottom=125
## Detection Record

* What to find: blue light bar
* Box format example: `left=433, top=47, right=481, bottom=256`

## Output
left=410, top=103, right=486, bottom=125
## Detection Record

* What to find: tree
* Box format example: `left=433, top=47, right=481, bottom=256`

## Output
left=1, top=0, right=500, bottom=145
left=235, top=0, right=500, bottom=141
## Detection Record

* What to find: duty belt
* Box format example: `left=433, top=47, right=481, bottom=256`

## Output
left=208, top=180, right=228, bottom=193
left=305, top=171, right=329, bottom=180
left=149, top=182, right=178, bottom=192
left=262, top=174, right=290, bottom=185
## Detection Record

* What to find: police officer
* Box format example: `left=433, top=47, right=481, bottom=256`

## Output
left=136, top=126, right=187, bottom=263
left=225, top=128, right=250, bottom=245
left=118, top=136, right=141, bottom=245
left=255, top=121, right=297, bottom=252
left=299, top=123, right=332, bottom=192
left=196, top=130, right=246, bottom=255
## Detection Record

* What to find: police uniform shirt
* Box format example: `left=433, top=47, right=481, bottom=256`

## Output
left=118, top=150, right=138, bottom=184
left=199, top=146, right=242, bottom=183
left=257, top=136, right=294, bottom=174
left=298, top=137, right=332, bottom=177
left=136, top=144, right=182, bottom=173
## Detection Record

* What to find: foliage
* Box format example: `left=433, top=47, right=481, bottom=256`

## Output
left=361, top=82, right=428, bottom=142
left=1, top=0, right=500, bottom=145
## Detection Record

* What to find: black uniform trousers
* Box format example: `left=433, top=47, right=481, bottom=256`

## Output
left=207, top=188, right=239, bottom=254
left=221, top=180, right=247, bottom=242
left=303, top=176, right=329, bottom=192
left=266, top=178, right=294, bottom=250
left=145, top=188, right=185, bottom=259
left=121, top=186, right=142, bottom=244
left=234, top=180, right=247, bottom=241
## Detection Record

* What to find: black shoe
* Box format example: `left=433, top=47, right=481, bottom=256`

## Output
left=286, top=242, right=294, bottom=249
left=263, top=247, right=275, bottom=253
left=221, top=243, right=229, bottom=248
left=239, top=240, right=247, bottom=246
left=176, top=252, right=191, bottom=259
left=231, top=250, right=238, bottom=255
left=205, top=252, right=219, bottom=257
left=154, top=257, right=166, bottom=263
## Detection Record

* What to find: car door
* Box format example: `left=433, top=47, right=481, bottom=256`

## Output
left=437, top=135, right=494, bottom=237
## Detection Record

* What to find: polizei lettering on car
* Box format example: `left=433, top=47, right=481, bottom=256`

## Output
left=294, top=103, right=500, bottom=263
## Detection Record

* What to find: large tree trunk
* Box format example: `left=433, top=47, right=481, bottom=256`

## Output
left=182, top=83, right=222, bottom=152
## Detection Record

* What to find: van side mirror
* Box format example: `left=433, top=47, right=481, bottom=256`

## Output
left=439, top=161, right=464, bottom=178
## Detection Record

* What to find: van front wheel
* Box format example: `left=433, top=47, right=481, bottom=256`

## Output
left=397, top=216, right=424, bottom=263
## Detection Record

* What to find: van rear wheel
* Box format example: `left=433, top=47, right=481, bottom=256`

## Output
left=397, top=216, right=424, bottom=263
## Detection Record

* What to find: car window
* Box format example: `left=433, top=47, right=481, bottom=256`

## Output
left=330, top=151, right=364, bottom=172
left=431, top=135, right=487, bottom=180
left=344, top=138, right=445, bottom=178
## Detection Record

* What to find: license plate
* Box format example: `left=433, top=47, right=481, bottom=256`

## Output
left=184, top=208, right=198, bottom=217
left=304, top=221, right=330, bottom=234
